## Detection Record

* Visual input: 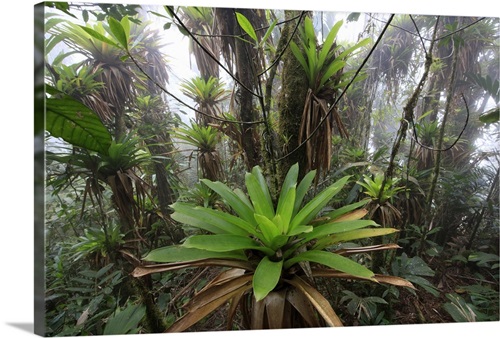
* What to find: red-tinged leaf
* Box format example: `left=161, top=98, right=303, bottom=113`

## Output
left=131, top=258, right=253, bottom=278
left=142, top=245, right=247, bottom=263
left=331, top=208, right=368, bottom=223
left=311, top=269, right=416, bottom=289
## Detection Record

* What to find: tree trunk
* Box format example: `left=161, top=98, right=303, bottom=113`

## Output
left=277, top=11, right=311, bottom=182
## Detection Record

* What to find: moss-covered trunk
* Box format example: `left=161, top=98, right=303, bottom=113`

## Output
left=277, top=11, right=311, bottom=183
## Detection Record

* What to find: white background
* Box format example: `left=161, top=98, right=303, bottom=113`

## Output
left=1, top=0, right=498, bottom=337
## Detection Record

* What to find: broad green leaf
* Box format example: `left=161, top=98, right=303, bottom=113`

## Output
left=287, top=225, right=313, bottom=237
left=319, top=60, right=346, bottom=88
left=251, top=166, right=274, bottom=213
left=79, top=25, right=121, bottom=48
left=337, top=37, right=371, bottom=60
left=290, top=41, right=310, bottom=82
left=276, top=186, right=296, bottom=234
left=82, top=9, right=89, bottom=23
left=246, top=172, right=275, bottom=219
left=235, top=12, right=257, bottom=42
left=104, top=304, right=145, bottom=335
left=45, top=87, right=112, bottom=155
left=314, top=228, right=398, bottom=250
left=306, top=39, right=317, bottom=85
left=284, top=250, right=374, bottom=280
left=301, top=219, right=377, bottom=242
left=254, top=213, right=280, bottom=245
left=270, top=235, right=289, bottom=251
left=290, top=176, right=350, bottom=231
left=171, top=202, right=252, bottom=236
left=443, top=294, right=478, bottom=322
left=303, top=17, right=316, bottom=45
left=45, top=17, right=66, bottom=33
left=234, top=188, right=254, bottom=210
left=201, top=179, right=256, bottom=225
left=184, top=234, right=274, bottom=256
left=479, top=107, right=499, bottom=124
left=120, top=16, right=131, bottom=46
left=143, top=246, right=247, bottom=263
left=318, top=20, right=343, bottom=68
left=278, top=163, right=299, bottom=202
left=253, top=257, right=283, bottom=301
left=294, top=169, right=316, bottom=214
left=108, top=16, right=128, bottom=49
left=327, top=199, right=370, bottom=221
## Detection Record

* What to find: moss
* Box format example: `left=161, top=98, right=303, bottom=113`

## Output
left=277, top=11, right=311, bottom=183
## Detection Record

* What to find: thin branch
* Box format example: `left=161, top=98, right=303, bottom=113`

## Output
left=277, top=14, right=396, bottom=163
left=369, top=14, right=486, bottom=42
left=410, top=15, right=428, bottom=57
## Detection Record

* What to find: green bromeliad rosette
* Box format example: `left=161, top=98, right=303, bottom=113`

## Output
left=133, top=163, right=413, bottom=331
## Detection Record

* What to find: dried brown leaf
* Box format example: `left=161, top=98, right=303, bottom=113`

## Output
left=285, top=276, right=343, bottom=327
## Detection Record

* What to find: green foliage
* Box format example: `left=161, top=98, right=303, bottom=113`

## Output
left=235, top=11, right=277, bottom=48
left=71, top=222, right=124, bottom=262
left=45, top=86, right=113, bottom=155
left=358, top=173, right=405, bottom=204
left=180, top=76, right=230, bottom=108
left=172, top=121, right=223, bottom=180
left=340, top=290, right=388, bottom=324
left=178, top=181, right=219, bottom=208
left=235, top=12, right=257, bottom=42
left=45, top=255, right=125, bottom=336
left=390, top=253, right=440, bottom=297
left=103, top=303, right=146, bottom=335
left=49, top=64, right=104, bottom=96
left=399, top=224, right=442, bottom=257
left=467, top=251, right=500, bottom=270
left=454, top=284, right=499, bottom=321
left=137, top=163, right=409, bottom=330
left=443, top=293, right=481, bottom=322
left=290, top=17, right=370, bottom=92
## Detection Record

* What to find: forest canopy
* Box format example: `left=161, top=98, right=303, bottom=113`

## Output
left=37, top=1, right=499, bottom=336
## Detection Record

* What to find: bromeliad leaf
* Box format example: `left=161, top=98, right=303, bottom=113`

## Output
left=201, top=179, right=256, bottom=225
left=254, top=214, right=280, bottom=246
left=171, top=202, right=254, bottom=236
left=284, top=250, right=375, bottom=281
left=184, top=234, right=275, bottom=256
left=143, top=245, right=247, bottom=263
left=301, top=219, right=377, bottom=243
left=253, top=256, right=283, bottom=301
left=314, top=228, right=398, bottom=250
left=290, top=176, right=351, bottom=231
left=246, top=172, right=275, bottom=219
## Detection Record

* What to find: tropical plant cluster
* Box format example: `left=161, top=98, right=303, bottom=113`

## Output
left=39, top=2, right=499, bottom=336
